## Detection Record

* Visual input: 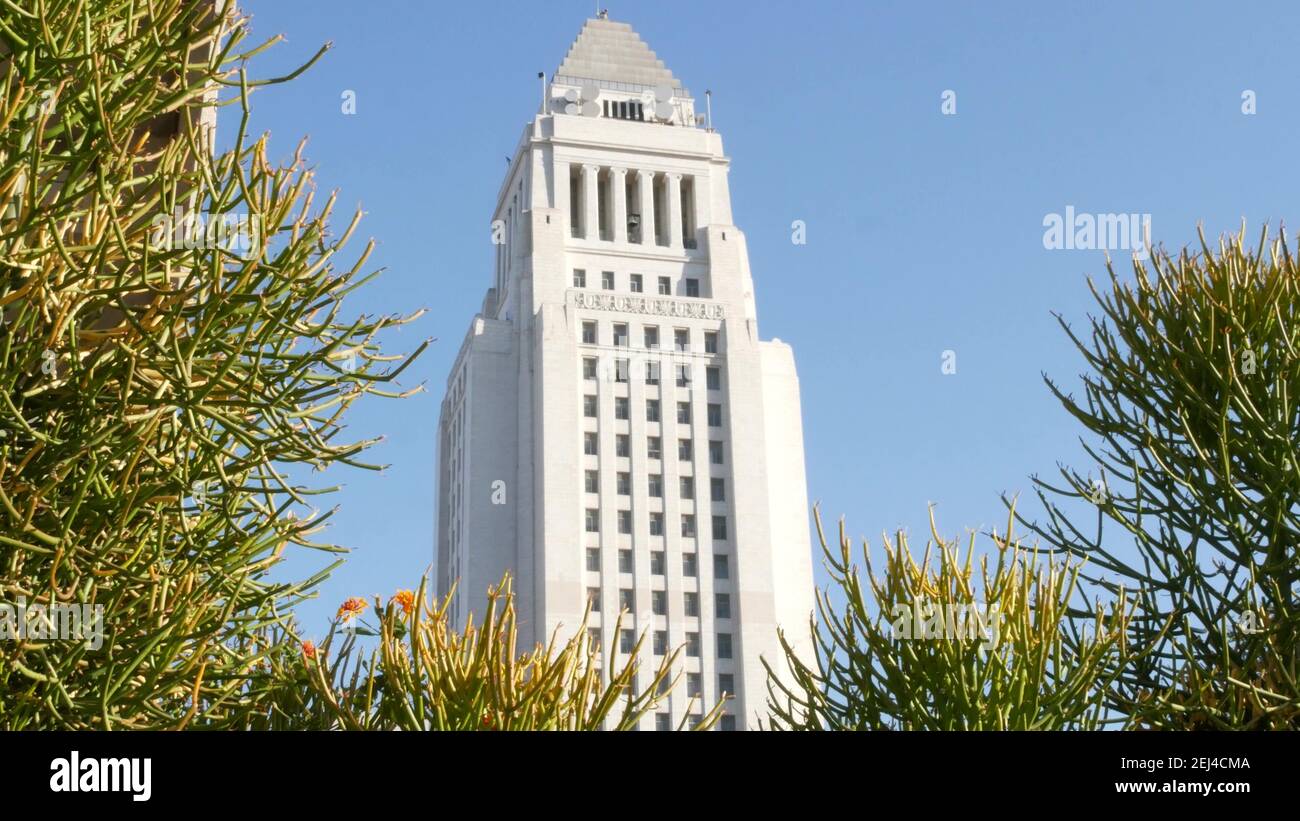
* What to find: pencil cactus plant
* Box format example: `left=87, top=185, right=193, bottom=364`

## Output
left=764, top=506, right=1132, bottom=730
left=1015, top=225, right=1300, bottom=728
left=0, top=1, right=424, bottom=727
left=252, top=575, right=722, bottom=731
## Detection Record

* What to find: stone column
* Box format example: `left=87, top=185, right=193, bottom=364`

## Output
left=612, top=168, right=628, bottom=244
left=637, top=169, right=656, bottom=246
left=667, top=172, right=683, bottom=249
left=582, top=164, right=600, bottom=241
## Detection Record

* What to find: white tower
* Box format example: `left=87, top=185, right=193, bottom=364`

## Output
left=436, top=15, right=815, bottom=730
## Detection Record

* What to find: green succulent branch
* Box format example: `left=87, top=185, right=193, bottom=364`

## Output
left=1011, top=224, right=1300, bottom=728
left=764, top=504, right=1132, bottom=730
left=246, top=574, right=723, bottom=731
left=0, top=1, right=424, bottom=728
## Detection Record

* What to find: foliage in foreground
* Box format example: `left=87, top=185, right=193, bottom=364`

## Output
left=765, top=506, right=1132, bottom=730
left=771, top=225, right=1300, bottom=731
left=6, top=0, right=1294, bottom=735
left=0, top=1, right=423, bottom=728
left=1015, top=226, right=1300, bottom=729
left=248, top=575, right=721, bottom=731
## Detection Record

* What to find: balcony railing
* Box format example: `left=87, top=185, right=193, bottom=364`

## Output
left=553, top=74, right=689, bottom=98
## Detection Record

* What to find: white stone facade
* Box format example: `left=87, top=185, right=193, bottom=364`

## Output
left=436, top=16, right=814, bottom=730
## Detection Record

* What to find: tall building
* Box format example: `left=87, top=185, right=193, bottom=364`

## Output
left=436, top=14, right=814, bottom=730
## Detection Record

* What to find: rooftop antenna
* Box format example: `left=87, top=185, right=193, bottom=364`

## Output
left=705, top=90, right=713, bottom=131
left=563, top=83, right=601, bottom=117
left=651, top=83, right=674, bottom=123
left=538, top=71, right=546, bottom=113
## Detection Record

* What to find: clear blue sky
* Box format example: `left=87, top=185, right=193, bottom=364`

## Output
left=235, top=0, right=1300, bottom=635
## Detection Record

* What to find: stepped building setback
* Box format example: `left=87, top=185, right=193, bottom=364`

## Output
left=436, top=15, right=815, bottom=730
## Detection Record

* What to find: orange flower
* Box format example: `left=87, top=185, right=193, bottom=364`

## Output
left=301, top=640, right=317, bottom=660
left=393, top=589, right=415, bottom=616
left=337, top=597, right=367, bottom=622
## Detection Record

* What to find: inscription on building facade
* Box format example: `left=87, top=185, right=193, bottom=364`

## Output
left=570, top=290, right=726, bottom=319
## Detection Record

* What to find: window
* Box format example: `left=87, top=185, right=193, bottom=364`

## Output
left=619, top=549, right=633, bottom=573
left=615, top=397, right=629, bottom=420
left=647, top=436, right=662, bottom=460
left=648, top=474, right=663, bottom=498
left=573, top=268, right=587, bottom=288
left=630, top=273, right=643, bottom=293
left=717, top=633, right=733, bottom=659
left=616, top=434, right=630, bottom=457
left=617, top=472, right=631, bottom=496
left=613, top=323, right=628, bottom=347
left=584, top=432, right=598, bottom=455
left=586, top=548, right=600, bottom=572
left=582, top=321, right=597, bottom=344
left=711, top=477, right=725, bottom=502
left=645, top=361, right=660, bottom=385
left=680, top=476, right=694, bottom=499
left=583, top=395, right=597, bottom=418
left=685, top=278, right=700, bottom=297
left=681, top=514, right=696, bottom=537
left=585, top=509, right=600, bottom=532
left=686, top=633, right=700, bottom=658
left=676, top=364, right=691, bottom=387
left=584, top=469, right=599, bottom=493
left=678, top=438, right=693, bottom=460
left=615, top=358, right=629, bottom=383
left=620, top=629, right=635, bottom=654
left=646, top=399, right=660, bottom=422
left=656, top=713, right=671, bottom=731
left=649, top=512, right=664, bottom=536
left=715, top=593, right=731, bottom=619
left=650, top=551, right=666, bottom=575
left=658, top=276, right=671, bottom=295
left=682, top=553, right=697, bottom=577
left=687, top=672, right=702, bottom=698
left=619, top=589, right=634, bottom=613
left=588, top=627, right=601, bottom=651
left=586, top=587, right=601, bottom=610
left=652, top=590, right=667, bottom=616
left=714, top=554, right=730, bottom=579
left=653, top=631, right=668, bottom=656
left=712, top=515, right=728, bottom=540
left=704, top=331, right=718, bottom=353
left=583, top=357, right=598, bottom=379
left=684, top=592, right=699, bottom=617
left=708, top=403, right=723, bottom=427
left=674, top=329, right=690, bottom=352
left=643, top=326, right=659, bottom=349
left=720, top=715, right=736, bottom=731
left=676, top=401, right=691, bottom=424
left=719, top=674, right=735, bottom=698
left=709, top=440, right=724, bottom=465
left=601, top=270, right=615, bottom=290
left=706, top=367, right=720, bottom=390
left=618, top=510, right=632, bottom=534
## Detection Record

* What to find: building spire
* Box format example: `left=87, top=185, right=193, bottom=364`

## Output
left=555, top=14, right=685, bottom=95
